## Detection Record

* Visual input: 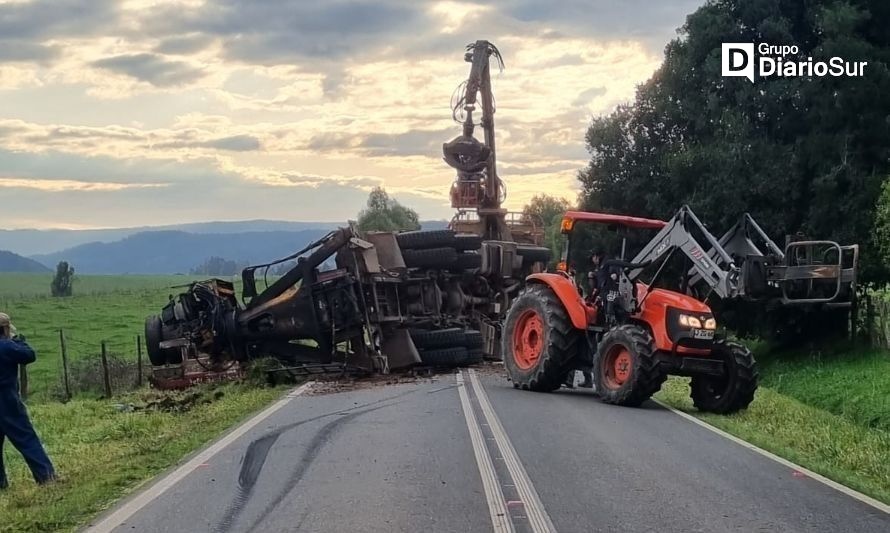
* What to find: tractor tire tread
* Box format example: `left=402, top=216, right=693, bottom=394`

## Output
left=595, top=324, right=665, bottom=407
left=503, top=284, right=581, bottom=392
left=690, top=339, right=758, bottom=414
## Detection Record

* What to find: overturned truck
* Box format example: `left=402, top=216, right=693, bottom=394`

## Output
left=145, top=227, right=550, bottom=378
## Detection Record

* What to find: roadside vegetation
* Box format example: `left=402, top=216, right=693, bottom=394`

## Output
left=0, top=383, right=284, bottom=533
left=656, top=343, right=890, bottom=505
left=0, top=273, right=224, bottom=400
left=0, top=273, right=287, bottom=532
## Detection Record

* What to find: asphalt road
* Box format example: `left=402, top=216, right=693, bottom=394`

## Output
left=87, top=368, right=890, bottom=533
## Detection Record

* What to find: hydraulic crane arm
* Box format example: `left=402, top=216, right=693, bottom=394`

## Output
left=242, top=227, right=356, bottom=309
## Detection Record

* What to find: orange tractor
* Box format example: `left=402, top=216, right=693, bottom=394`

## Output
left=503, top=209, right=759, bottom=413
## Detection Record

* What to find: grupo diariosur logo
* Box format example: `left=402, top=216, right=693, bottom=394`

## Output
left=722, top=43, right=867, bottom=82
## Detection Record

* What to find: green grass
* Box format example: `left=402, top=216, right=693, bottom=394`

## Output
left=756, top=345, right=890, bottom=431
left=656, top=368, right=890, bottom=504
left=0, top=273, right=214, bottom=300
left=0, top=383, right=285, bottom=532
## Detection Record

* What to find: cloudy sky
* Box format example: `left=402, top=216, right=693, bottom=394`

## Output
left=0, top=0, right=702, bottom=229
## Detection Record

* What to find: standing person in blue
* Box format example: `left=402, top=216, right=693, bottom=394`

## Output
left=0, top=312, right=55, bottom=490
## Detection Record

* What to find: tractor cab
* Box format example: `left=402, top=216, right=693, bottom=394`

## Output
left=555, top=211, right=667, bottom=326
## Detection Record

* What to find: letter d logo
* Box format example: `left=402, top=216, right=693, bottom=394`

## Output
left=722, top=43, right=754, bottom=82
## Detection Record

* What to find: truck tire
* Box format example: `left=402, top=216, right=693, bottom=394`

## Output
left=517, top=245, right=551, bottom=265
left=402, top=247, right=458, bottom=269
left=595, top=324, right=665, bottom=407
left=503, top=284, right=581, bottom=392
left=145, top=316, right=168, bottom=366
left=454, top=233, right=483, bottom=251
left=690, top=339, right=758, bottom=414
left=421, top=347, right=469, bottom=367
left=466, top=348, right=484, bottom=364
left=410, top=328, right=466, bottom=349
left=464, top=330, right=484, bottom=350
left=453, top=252, right=482, bottom=271
left=397, top=229, right=456, bottom=250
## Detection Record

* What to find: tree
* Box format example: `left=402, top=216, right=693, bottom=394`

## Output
left=522, top=194, right=573, bottom=267
left=356, top=187, right=421, bottom=232
left=874, top=178, right=890, bottom=267
left=51, top=261, right=74, bottom=297
left=190, top=257, right=244, bottom=276
left=522, top=194, right=572, bottom=227
left=578, top=0, right=890, bottom=283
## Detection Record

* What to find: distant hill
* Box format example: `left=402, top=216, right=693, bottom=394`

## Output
left=32, top=230, right=332, bottom=274
left=0, top=219, right=450, bottom=256
left=0, top=250, right=51, bottom=273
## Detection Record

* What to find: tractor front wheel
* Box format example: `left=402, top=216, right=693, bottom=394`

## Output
left=690, top=339, right=758, bottom=414
left=503, top=284, right=581, bottom=392
left=594, top=324, right=665, bottom=407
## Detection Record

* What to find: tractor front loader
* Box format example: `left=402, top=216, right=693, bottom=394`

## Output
left=503, top=209, right=759, bottom=414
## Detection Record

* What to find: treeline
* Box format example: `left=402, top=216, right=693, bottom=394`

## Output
left=578, top=0, right=890, bottom=283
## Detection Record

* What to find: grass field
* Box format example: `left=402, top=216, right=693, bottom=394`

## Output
left=656, top=342, right=890, bottom=505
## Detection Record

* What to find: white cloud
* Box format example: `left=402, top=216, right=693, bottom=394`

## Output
left=0, top=0, right=702, bottom=228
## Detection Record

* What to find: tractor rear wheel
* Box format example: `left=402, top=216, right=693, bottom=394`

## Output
left=690, top=340, right=758, bottom=414
left=503, top=284, right=581, bottom=392
left=594, top=325, right=665, bottom=407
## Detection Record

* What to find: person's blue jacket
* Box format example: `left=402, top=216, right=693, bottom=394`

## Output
left=0, top=338, right=35, bottom=391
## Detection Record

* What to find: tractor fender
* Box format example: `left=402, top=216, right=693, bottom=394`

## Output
left=526, top=273, right=591, bottom=329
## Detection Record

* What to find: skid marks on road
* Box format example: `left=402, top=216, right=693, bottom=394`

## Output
left=214, top=385, right=425, bottom=533
left=458, top=369, right=557, bottom=533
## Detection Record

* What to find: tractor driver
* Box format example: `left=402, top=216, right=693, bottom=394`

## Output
left=586, top=249, right=607, bottom=301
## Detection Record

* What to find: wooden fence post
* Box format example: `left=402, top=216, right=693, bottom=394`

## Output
left=100, top=341, right=112, bottom=398
left=136, top=334, right=143, bottom=387
left=60, top=329, right=71, bottom=400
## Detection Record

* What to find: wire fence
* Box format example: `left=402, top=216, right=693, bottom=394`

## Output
left=18, top=329, right=150, bottom=403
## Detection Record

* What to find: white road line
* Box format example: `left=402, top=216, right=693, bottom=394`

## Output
left=468, top=369, right=557, bottom=533
left=654, top=399, right=890, bottom=515
left=456, top=372, right=514, bottom=533
left=85, top=381, right=315, bottom=533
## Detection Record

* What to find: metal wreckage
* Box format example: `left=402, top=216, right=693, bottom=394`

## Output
left=144, top=41, right=859, bottom=396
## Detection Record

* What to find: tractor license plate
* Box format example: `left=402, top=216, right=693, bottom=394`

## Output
left=692, top=329, right=714, bottom=340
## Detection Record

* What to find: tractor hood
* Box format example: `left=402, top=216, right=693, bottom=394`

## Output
left=635, top=283, right=712, bottom=314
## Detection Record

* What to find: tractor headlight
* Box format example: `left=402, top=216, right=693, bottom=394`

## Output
left=678, top=314, right=702, bottom=328
left=704, top=317, right=717, bottom=330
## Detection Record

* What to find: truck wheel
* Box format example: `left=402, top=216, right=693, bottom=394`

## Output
left=690, top=340, right=758, bottom=414
left=454, top=233, right=483, bottom=251
left=595, top=325, right=665, bottom=407
left=464, top=330, right=484, bottom=350
left=145, top=316, right=168, bottom=366
left=421, top=347, right=469, bottom=367
left=453, top=252, right=482, bottom=271
left=410, top=328, right=465, bottom=349
left=466, top=348, right=484, bottom=364
left=402, top=247, right=458, bottom=269
left=503, top=284, right=581, bottom=392
left=397, top=229, right=456, bottom=250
